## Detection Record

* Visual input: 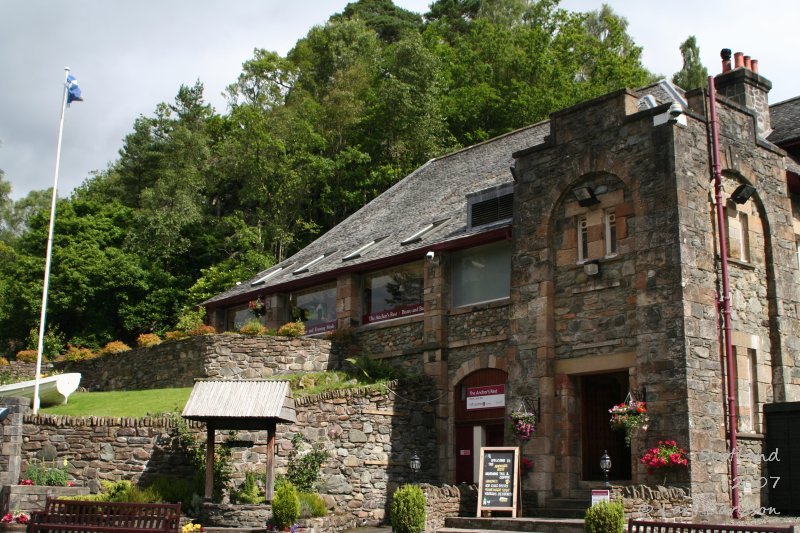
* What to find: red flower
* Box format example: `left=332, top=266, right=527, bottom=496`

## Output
left=19, top=479, right=34, bottom=486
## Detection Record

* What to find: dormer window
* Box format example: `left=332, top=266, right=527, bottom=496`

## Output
left=467, top=183, right=514, bottom=231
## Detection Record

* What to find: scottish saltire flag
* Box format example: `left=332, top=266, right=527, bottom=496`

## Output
left=66, top=74, right=83, bottom=104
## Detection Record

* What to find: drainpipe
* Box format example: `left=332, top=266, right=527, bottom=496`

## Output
left=707, top=75, right=741, bottom=519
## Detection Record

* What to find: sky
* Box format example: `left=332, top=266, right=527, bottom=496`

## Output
left=1, top=0, right=797, bottom=201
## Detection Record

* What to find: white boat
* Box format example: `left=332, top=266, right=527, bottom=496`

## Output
left=0, top=373, right=82, bottom=407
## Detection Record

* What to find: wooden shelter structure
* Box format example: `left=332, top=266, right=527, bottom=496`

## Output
left=182, top=379, right=296, bottom=501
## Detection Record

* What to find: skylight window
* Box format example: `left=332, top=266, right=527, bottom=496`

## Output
left=343, top=237, right=385, bottom=261
left=251, top=267, right=284, bottom=286
left=400, top=219, right=448, bottom=246
left=292, top=252, right=333, bottom=275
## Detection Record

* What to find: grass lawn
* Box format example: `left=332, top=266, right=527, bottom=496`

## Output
left=40, top=387, right=193, bottom=418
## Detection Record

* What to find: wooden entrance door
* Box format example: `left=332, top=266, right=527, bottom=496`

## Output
left=581, top=372, right=631, bottom=480
left=454, top=368, right=508, bottom=484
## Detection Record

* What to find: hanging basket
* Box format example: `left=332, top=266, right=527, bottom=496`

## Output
left=609, top=392, right=649, bottom=446
left=509, top=398, right=536, bottom=442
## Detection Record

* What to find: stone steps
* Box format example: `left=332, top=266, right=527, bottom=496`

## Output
left=441, top=517, right=585, bottom=533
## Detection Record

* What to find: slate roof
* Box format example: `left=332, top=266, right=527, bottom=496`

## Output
left=182, top=380, right=296, bottom=424
left=205, top=121, right=549, bottom=305
left=769, top=96, right=800, bottom=146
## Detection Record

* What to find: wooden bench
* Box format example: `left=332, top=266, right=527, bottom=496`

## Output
left=628, top=519, right=796, bottom=533
left=28, top=498, right=181, bottom=533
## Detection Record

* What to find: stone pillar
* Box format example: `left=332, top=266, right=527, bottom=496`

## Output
left=0, top=397, right=28, bottom=488
left=336, top=273, right=361, bottom=329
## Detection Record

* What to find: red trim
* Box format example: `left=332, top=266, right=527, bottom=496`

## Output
left=206, top=227, right=512, bottom=309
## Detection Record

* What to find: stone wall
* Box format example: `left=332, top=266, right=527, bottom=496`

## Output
left=613, top=485, right=693, bottom=521
left=447, top=302, right=509, bottom=343
left=420, top=484, right=477, bottom=532
left=1, top=485, right=89, bottom=514
left=356, top=319, right=424, bottom=358
left=1, top=362, right=38, bottom=382
left=11, top=381, right=440, bottom=529
left=55, top=334, right=332, bottom=391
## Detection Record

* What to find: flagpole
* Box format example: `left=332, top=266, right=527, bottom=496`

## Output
left=33, top=67, right=70, bottom=414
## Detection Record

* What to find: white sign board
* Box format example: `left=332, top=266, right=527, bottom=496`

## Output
left=591, top=489, right=610, bottom=506
left=466, top=385, right=505, bottom=410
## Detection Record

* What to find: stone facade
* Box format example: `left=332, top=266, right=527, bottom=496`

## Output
left=55, top=334, right=332, bottom=391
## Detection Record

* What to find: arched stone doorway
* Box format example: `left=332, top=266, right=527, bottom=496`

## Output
left=454, top=368, right=508, bottom=484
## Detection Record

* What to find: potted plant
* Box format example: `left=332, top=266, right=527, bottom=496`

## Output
left=1, top=512, right=29, bottom=532
left=640, top=440, right=689, bottom=484
left=609, top=399, right=648, bottom=446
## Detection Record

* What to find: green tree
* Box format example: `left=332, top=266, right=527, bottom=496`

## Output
left=672, top=35, right=708, bottom=90
left=333, top=0, right=423, bottom=43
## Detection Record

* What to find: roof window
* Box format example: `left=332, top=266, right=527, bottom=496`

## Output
left=343, top=237, right=386, bottom=261
left=400, top=219, right=448, bottom=246
left=251, top=267, right=284, bottom=286
left=293, top=252, right=333, bottom=275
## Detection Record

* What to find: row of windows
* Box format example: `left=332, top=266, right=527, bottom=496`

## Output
left=228, top=241, right=513, bottom=332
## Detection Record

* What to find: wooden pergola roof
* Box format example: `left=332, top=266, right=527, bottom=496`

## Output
left=182, top=379, right=296, bottom=429
left=181, top=379, right=295, bottom=501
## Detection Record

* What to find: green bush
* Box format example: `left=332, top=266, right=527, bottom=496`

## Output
left=391, top=484, right=426, bottom=533
left=239, top=319, right=267, bottom=336
left=230, top=471, right=263, bottom=504
left=270, top=480, right=300, bottom=529
left=298, top=492, right=328, bottom=518
left=22, top=459, right=69, bottom=486
left=143, top=476, right=195, bottom=508
left=71, top=480, right=162, bottom=503
left=26, top=326, right=65, bottom=361
left=345, top=354, right=405, bottom=382
left=175, top=306, right=206, bottom=333
left=286, top=434, right=330, bottom=492
left=584, top=500, right=624, bottom=533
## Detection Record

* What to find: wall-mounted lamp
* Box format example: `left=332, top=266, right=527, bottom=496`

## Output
left=730, top=184, right=756, bottom=204
left=409, top=451, right=421, bottom=482
left=573, top=186, right=600, bottom=207
left=0, top=407, right=8, bottom=422
left=426, top=250, right=440, bottom=265
left=509, top=165, right=519, bottom=181
left=600, top=450, right=612, bottom=488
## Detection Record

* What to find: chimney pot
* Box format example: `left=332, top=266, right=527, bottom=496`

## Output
left=734, top=51, right=744, bottom=68
left=744, top=55, right=752, bottom=70
left=721, top=48, right=732, bottom=72
left=751, top=59, right=758, bottom=74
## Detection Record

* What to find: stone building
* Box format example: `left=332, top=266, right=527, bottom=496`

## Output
left=205, top=52, right=800, bottom=515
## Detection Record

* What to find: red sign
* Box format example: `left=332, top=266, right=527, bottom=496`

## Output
left=362, top=303, right=424, bottom=324
left=305, top=321, right=336, bottom=335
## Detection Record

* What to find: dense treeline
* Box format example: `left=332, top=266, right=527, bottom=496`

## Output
left=0, top=0, right=656, bottom=355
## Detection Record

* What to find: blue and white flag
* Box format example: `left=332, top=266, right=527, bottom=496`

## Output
left=66, top=74, right=83, bottom=104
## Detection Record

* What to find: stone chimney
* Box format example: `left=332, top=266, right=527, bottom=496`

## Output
left=714, top=48, right=772, bottom=138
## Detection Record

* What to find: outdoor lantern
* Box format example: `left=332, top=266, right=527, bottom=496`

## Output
left=409, top=451, right=421, bottom=476
left=572, top=186, right=600, bottom=207
left=600, top=450, right=612, bottom=488
left=730, top=183, right=756, bottom=204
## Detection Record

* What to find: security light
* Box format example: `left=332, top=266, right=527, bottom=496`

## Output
left=573, top=186, right=600, bottom=207
left=730, top=184, right=756, bottom=204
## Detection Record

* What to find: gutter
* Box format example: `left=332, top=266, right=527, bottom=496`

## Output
left=708, top=75, right=741, bottom=519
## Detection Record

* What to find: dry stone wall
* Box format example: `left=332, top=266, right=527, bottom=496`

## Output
left=11, top=381, right=439, bottom=529
left=55, top=334, right=332, bottom=391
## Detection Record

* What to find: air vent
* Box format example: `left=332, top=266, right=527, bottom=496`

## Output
left=470, top=193, right=513, bottom=229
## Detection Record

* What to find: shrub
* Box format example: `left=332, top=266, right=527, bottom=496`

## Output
left=164, top=330, right=189, bottom=342
left=26, top=326, right=65, bottom=361
left=72, top=480, right=162, bottom=503
left=100, top=341, right=131, bottom=356
left=298, top=492, right=328, bottom=518
left=143, top=476, right=195, bottom=509
left=136, top=333, right=162, bottom=348
left=270, top=480, right=300, bottom=530
left=286, top=434, right=330, bottom=492
left=15, top=349, right=38, bottom=363
left=230, top=471, right=263, bottom=504
left=22, top=459, right=69, bottom=486
left=390, top=484, right=426, bottom=533
left=584, top=500, right=624, bottom=533
left=188, top=324, right=216, bottom=336
left=176, top=307, right=206, bottom=333
left=345, top=354, right=405, bottom=382
left=239, top=319, right=266, bottom=336
left=0, top=357, right=8, bottom=366
left=277, top=321, right=305, bottom=338
left=63, top=346, right=97, bottom=362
